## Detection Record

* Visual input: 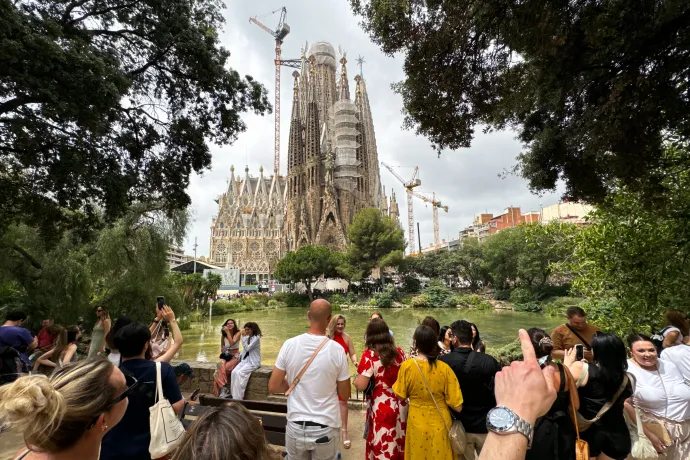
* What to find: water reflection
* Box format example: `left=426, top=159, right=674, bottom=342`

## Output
left=178, top=307, right=562, bottom=369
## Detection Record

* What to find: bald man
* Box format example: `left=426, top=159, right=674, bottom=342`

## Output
left=269, top=299, right=351, bottom=459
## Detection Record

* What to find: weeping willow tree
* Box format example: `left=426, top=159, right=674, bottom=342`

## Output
left=0, top=203, right=189, bottom=325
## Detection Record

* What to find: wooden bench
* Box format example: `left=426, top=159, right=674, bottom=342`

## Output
left=181, top=395, right=288, bottom=447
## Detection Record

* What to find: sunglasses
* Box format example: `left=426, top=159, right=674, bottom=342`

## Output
left=87, top=373, right=141, bottom=429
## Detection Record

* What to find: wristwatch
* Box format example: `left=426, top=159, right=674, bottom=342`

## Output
left=486, top=406, right=534, bottom=448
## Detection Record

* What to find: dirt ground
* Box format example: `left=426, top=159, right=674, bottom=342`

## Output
left=0, top=406, right=367, bottom=460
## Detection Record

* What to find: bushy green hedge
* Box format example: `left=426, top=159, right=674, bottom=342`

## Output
left=422, top=280, right=453, bottom=307
left=509, top=287, right=536, bottom=304
left=490, top=339, right=522, bottom=366
left=283, top=292, right=311, bottom=308
left=373, top=285, right=401, bottom=308
left=513, top=301, right=543, bottom=313
left=410, top=294, right=430, bottom=308
left=450, top=294, right=494, bottom=310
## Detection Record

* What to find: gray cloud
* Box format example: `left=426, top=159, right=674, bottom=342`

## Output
left=182, top=0, right=562, bottom=256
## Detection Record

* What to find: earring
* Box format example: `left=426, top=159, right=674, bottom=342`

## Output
left=102, top=424, right=108, bottom=431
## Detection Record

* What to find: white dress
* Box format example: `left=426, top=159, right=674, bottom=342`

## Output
left=231, top=335, right=261, bottom=400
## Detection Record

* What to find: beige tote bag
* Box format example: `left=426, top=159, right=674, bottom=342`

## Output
left=149, top=362, right=185, bottom=457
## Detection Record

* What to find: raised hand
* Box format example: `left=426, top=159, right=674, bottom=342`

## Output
left=161, top=305, right=175, bottom=322
left=494, top=329, right=557, bottom=425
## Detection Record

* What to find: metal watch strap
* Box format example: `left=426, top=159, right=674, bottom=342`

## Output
left=514, top=416, right=534, bottom=449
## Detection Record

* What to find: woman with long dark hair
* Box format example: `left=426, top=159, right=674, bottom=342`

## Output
left=105, top=317, right=132, bottom=366
left=470, top=322, right=486, bottom=353
left=213, top=318, right=241, bottom=397
left=625, top=333, right=690, bottom=459
left=438, top=326, right=452, bottom=356
left=355, top=319, right=408, bottom=460
left=34, top=326, right=81, bottom=372
left=393, top=325, right=463, bottom=460
left=565, top=332, right=632, bottom=460
left=230, top=322, right=262, bottom=400
left=525, top=328, right=577, bottom=460
left=410, top=316, right=440, bottom=358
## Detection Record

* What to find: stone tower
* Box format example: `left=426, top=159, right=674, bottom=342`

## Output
left=285, top=41, right=384, bottom=252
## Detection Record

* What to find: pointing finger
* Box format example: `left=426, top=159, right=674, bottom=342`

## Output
left=519, top=329, right=537, bottom=363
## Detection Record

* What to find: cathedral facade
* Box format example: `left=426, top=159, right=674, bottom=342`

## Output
left=208, top=41, right=397, bottom=282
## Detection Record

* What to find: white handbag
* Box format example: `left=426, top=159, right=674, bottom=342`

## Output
left=149, top=361, right=185, bottom=457
left=624, top=374, right=657, bottom=460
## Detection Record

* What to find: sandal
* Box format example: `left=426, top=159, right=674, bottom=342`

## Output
left=341, top=429, right=351, bottom=449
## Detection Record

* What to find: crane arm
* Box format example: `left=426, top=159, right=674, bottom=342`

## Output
left=381, top=162, right=410, bottom=187
left=411, top=190, right=433, bottom=204
left=249, top=17, right=275, bottom=37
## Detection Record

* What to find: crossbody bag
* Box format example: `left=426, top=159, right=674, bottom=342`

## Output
left=576, top=372, right=629, bottom=431
left=565, top=324, right=591, bottom=349
left=412, top=359, right=466, bottom=455
left=284, top=338, right=330, bottom=396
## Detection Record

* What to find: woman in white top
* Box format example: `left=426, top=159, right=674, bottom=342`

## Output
left=661, top=343, right=690, bottom=380
left=625, top=333, right=690, bottom=458
left=661, top=310, right=688, bottom=349
left=230, top=322, right=262, bottom=400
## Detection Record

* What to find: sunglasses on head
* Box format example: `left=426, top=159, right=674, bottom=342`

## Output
left=87, top=373, right=141, bottom=429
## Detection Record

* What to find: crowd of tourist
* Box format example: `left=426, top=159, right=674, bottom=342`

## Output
left=2, top=302, right=690, bottom=460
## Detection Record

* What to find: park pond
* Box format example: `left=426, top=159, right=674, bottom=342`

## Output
left=178, top=307, right=562, bottom=369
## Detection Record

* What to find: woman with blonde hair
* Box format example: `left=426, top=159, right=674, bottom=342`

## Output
left=87, top=306, right=110, bottom=358
left=172, top=404, right=280, bottom=460
left=327, top=313, right=357, bottom=449
left=34, top=326, right=81, bottom=372
left=0, top=359, right=132, bottom=460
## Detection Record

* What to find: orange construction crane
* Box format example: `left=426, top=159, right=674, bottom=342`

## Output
left=249, top=8, right=300, bottom=175
left=412, top=191, right=449, bottom=249
left=381, top=162, right=422, bottom=254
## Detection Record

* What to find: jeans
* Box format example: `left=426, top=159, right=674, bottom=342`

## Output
left=286, top=421, right=340, bottom=460
left=461, top=432, right=487, bottom=460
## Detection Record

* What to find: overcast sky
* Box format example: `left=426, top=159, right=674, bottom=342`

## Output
left=182, top=0, right=563, bottom=256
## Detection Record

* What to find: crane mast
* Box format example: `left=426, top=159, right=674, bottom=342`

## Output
left=411, top=190, right=448, bottom=249
left=381, top=162, right=421, bottom=254
left=249, top=8, right=299, bottom=175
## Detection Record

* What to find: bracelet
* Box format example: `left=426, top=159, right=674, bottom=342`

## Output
left=153, top=319, right=160, bottom=323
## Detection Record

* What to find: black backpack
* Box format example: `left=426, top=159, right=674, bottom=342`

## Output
left=650, top=326, right=672, bottom=355
left=0, top=345, right=22, bottom=385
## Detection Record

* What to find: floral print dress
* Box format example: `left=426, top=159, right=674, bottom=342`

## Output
left=358, top=347, right=409, bottom=460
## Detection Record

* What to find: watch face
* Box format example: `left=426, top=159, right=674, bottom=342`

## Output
left=488, top=407, right=515, bottom=431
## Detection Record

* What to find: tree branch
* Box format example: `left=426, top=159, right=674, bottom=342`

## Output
left=0, top=96, right=44, bottom=116
left=9, top=244, right=43, bottom=270
left=68, top=1, right=139, bottom=25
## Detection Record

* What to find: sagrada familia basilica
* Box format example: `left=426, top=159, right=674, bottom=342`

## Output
left=208, top=41, right=400, bottom=284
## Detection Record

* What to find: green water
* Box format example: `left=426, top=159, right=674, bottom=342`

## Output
left=178, top=308, right=562, bottom=369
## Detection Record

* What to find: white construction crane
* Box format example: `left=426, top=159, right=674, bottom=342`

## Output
left=381, top=162, right=421, bottom=254
left=249, top=8, right=301, bottom=175
left=412, top=191, right=449, bottom=249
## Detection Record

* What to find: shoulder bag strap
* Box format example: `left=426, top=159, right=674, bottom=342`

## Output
left=586, top=374, right=629, bottom=423
left=154, top=361, right=163, bottom=404
left=413, top=359, right=451, bottom=433
left=565, top=324, right=591, bottom=349
left=566, top=365, right=582, bottom=442
left=462, top=351, right=476, bottom=375
left=557, top=362, right=566, bottom=392
left=285, top=338, right=330, bottom=396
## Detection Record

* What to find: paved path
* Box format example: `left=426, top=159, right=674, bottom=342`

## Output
left=0, top=407, right=367, bottom=460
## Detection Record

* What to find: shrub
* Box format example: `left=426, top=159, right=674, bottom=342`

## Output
left=513, top=301, right=543, bottom=313
left=542, top=296, right=584, bottom=317
left=402, top=275, right=421, bottom=293
left=421, top=280, right=452, bottom=308
left=211, top=299, right=233, bottom=315
left=329, top=293, right=346, bottom=308
left=532, top=284, right=572, bottom=299
left=374, top=285, right=401, bottom=308
left=410, top=294, right=430, bottom=308
left=509, top=287, right=535, bottom=304
left=345, top=292, right=358, bottom=305
left=176, top=316, right=192, bottom=330
left=250, top=295, right=270, bottom=306
left=267, top=299, right=280, bottom=308
left=272, top=292, right=287, bottom=302
left=490, top=339, right=521, bottom=366
left=493, top=289, right=511, bottom=301
left=450, top=294, right=493, bottom=310
left=284, top=293, right=310, bottom=308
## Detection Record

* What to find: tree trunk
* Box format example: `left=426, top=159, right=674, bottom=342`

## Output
left=305, top=280, right=313, bottom=301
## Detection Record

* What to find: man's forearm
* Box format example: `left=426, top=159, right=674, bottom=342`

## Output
left=551, top=349, right=565, bottom=360
left=478, top=432, right=528, bottom=460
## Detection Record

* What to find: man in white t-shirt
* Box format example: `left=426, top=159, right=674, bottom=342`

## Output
left=268, top=299, right=351, bottom=460
left=661, top=344, right=690, bottom=380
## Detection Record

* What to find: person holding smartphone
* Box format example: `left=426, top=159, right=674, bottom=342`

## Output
left=551, top=307, right=601, bottom=362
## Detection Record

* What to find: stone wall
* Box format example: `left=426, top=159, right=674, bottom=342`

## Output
left=173, top=360, right=272, bottom=400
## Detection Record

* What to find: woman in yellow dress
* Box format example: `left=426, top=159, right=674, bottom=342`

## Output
left=393, top=325, right=464, bottom=460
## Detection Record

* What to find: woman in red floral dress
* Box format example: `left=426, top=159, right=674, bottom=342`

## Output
left=355, top=319, right=408, bottom=460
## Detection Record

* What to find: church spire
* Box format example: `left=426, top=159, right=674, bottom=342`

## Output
left=305, top=55, right=321, bottom=161
left=287, top=71, right=304, bottom=181
left=338, top=56, right=350, bottom=101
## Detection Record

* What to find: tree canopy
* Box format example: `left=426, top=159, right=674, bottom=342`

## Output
left=273, top=245, right=340, bottom=300
left=343, top=207, right=405, bottom=279
left=1, top=0, right=271, bottom=239
left=350, top=0, right=690, bottom=203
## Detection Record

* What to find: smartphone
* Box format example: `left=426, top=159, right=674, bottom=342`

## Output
left=575, top=344, right=584, bottom=361
left=314, top=436, right=330, bottom=444
left=157, top=296, right=165, bottom=310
